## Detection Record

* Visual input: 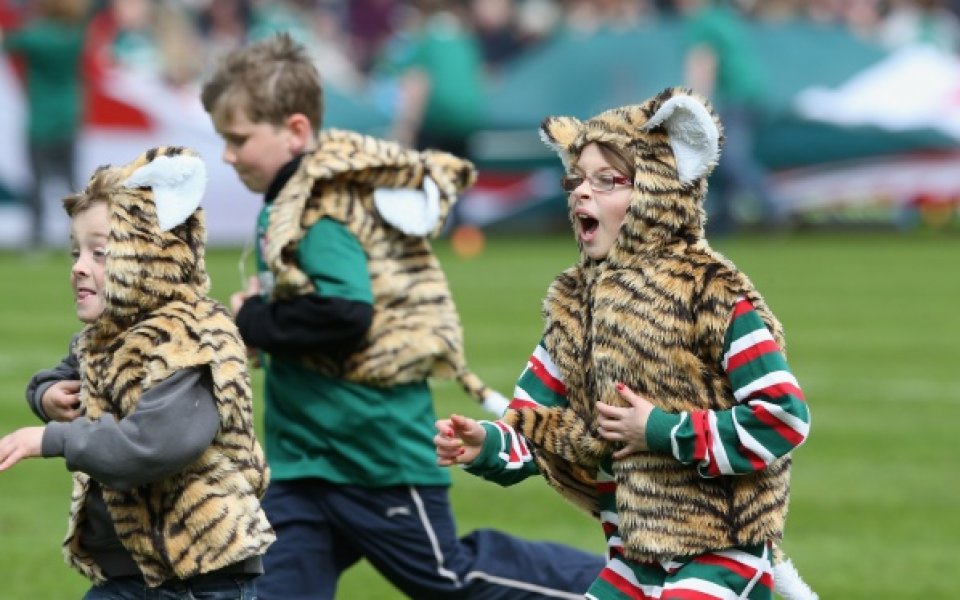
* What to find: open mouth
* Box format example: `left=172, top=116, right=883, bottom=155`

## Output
left=577, top=214, right=599, bottom=239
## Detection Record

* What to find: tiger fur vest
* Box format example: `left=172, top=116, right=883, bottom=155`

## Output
left=261, top=128, right=498, bottom=405
left=502, top=89, right=793, bottom=562
left=63, top=147, right=274, bottom=586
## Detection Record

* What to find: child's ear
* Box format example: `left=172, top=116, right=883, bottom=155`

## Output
left=285, top=113, right=315, bottom=153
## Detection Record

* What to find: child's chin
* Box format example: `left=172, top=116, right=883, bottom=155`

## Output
left=76, top=308, right=103, bottom=323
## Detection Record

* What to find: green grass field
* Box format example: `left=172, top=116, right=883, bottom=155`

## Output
left=2, top=231, right=959, bottom=598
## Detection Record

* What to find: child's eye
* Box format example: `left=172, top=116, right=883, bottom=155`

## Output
left=69, top=249, right=80, bottom=261
left=93, top=248, right=108, bottom=260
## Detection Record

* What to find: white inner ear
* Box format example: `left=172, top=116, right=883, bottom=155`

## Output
left=643, top=95, right=720, bottom=185
left=373, top=176, right=441, bottom=237
left=122, top=154, right=206, bottom=231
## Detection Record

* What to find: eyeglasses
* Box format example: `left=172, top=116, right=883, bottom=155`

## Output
left=560, top=172, right=631, bottom=193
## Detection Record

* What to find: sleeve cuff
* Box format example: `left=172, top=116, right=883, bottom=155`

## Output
left=30, top=382, right=54, bottom=421
left=41, top=422, right=67, bottom=457
left=646, top=408, right=681, bottom=455
left=463, top=421, right=505, bottom=474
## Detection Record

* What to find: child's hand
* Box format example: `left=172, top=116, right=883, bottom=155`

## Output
left=0, top=427, right=45, bottom=471
left=597, top=382, right=655, bottom=459
left=230, top=276, right=261, bottom=316
left=41, top=380, right=82, bottom=422
left=434, top=414, right=486, bottom=467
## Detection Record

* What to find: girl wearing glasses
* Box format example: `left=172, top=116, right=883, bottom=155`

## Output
left=435, top=88, right=816, bottom=600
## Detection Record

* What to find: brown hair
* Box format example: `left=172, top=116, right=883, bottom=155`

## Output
left=62, top=166, right=117, bottom=218
left=594, top=142, right=634, bottom=179
left=200, top=32, right=323, bottom=133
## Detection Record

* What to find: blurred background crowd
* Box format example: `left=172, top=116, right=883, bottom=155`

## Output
left=2, top=0, right=960, bottom=249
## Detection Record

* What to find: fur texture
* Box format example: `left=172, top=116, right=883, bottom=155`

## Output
left=504, top=88, right=794, bottom=563
left=263, top=129, right=497, bottom=404
left=63, top=146, right=274, bottom=586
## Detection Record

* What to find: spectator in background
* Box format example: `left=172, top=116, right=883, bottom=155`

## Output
left=0, top=0, right=89, bottom=251
left=385, top=0, right=486, bottom=159
left=197, top=0, right=252, bottom=71
left=878, top=0, right=960, bottom=53
left=674, top=0, right=787, bottom=235
left=804, top=0, right=846, bottom=27
left=102, top=0, right=161, bottom=75
left=348, top=0, right=400, bottom=74
left=86, top=0, right=203, bottom=88
left=842, top=0, right=885, bottom=43
left=469, top=0, right=525, bottom=73
left=747, top=0, right=803, bottom=23
left=562, top=0, right=655, bottom=35
left=515, top=0, right=564, bottom=47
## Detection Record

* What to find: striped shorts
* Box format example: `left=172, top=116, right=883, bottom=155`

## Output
left=586, top=542, right=773, bottom=600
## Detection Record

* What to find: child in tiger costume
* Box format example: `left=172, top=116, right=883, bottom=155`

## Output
left=200, top=33, right=604, bottom=600
left=436, top=88, right=817, bottom=600
left=0, top=145, right=274, bottom=599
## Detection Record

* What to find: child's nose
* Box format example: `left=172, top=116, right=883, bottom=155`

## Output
left=71, top=256, right=89, bottom=277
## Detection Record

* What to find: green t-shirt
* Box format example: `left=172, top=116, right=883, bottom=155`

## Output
left=254, top=209, right=450, bottom=487
left=3, top=19, right=85, bottom=142
left=683, top=4, right=763, bottom=107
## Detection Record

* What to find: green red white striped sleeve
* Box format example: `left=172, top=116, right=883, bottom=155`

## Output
left=509, top=342, right=568, bottom=410
left=646, top=297, right=811, bottom=477
left=464, top=341, right=567, bottom=483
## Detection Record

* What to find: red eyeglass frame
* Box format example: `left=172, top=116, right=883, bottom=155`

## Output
left=560, top=173, right=631, bottom=193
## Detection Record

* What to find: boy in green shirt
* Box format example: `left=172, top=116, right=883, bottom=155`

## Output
left=201, top=33, right=604, bottom=600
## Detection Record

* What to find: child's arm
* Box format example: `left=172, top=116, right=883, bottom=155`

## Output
left=437, top=341, right=604, bottom=485
left=25, top=336, right=82, bottom=422
left=3, top=368, right=220, bottom=488
left=500, top=342, right=611, bottom=466
left=600, top=297, right=811, bottom=477
left=435, top=414, right=540, bottom=486
left=234, top=219, right=373, bottom=355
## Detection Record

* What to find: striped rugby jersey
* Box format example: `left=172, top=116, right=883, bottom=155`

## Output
left=466, top=296, right=811, bottom=558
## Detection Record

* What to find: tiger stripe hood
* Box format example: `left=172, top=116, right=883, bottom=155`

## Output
left=84, top=146, right=209, bottom=338
left=64, top=146, right=274, bottom=585
left=504, top=89, right=806, bottom=577
left=260, top=129, right=506, bottom=409
left=540, top=87, right=723, bottom=257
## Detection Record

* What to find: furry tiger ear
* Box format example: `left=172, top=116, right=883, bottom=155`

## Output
left=122, top=153, right=207, bottom=231
left=539, top=116, right=583, bottom=169
left=643, top=93, right=720, bottom=185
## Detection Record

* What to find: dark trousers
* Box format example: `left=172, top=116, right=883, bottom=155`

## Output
left=258, top=479, right=605, bottom=600
left=26, top=138, right=76, bottom=248
left=82, top=575, right=256, bottom=599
